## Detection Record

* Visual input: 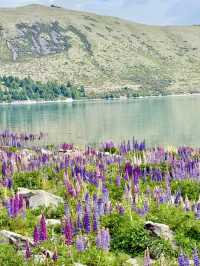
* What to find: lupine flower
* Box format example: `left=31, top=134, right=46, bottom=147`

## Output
left=64, top=218, right=73, bottom=245
left=116, top=175, right=121, bottom=187
left=83, top=208, right=90, bottom=234
left=117, top=204, right=125, bottom=215
left=76, top=235, right=86, bottom=252
left=184, top=256, right=190, bottom=266
left=39, top=214, right=48, bottom=241
left=178, top=253, right=185, bottom=266
left=193, top=249, right=200, bottom=266
left=2, top=161, right=7, bottom=177
left=33, top=226, right=39, bottom=244
left=96, top=228, right=110, bottom=251
left=196, top=203, right=200, bottom=220
left=93, top=211, right=99, bottom=231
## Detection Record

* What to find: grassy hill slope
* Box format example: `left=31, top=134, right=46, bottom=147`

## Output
left=0, top=4, right=200, bottom=95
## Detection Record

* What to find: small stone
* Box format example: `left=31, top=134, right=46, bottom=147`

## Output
left=46, top=219, right=61, bottom=226
left=126, top=258, right=139, bottom=265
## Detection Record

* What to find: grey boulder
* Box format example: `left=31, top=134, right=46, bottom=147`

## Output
left=18, top=188, right=63, bottom=209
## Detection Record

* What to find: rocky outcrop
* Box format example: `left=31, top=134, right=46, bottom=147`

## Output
left=145, top=221, right=176, bottom=248
left=18, top=188, right=63, bottom=209
left=0, top=230, right=34, bottom=248
left=0, top=229, right=54, bottom=262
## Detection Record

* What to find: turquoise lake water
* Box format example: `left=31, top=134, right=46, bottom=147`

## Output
left=0, top=95, right=200, bottom=147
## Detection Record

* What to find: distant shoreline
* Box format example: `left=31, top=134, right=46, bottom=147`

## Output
left=0, top=92, right=200, bottom=106
left=0, top=98, right=74, bottom=105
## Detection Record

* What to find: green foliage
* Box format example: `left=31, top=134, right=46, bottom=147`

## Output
left=147, top=203, right=200, bottom=254
left=13, top=170, right=42, bottom=189
left=102, top=213, right=174, bottom=258
left=0, top=244, right=25, bottom=266
left=171, top=179, right=200, bottom=200
left=73, top=246, right=129, bottom=266
left=0, top=75, right=86, bottom=102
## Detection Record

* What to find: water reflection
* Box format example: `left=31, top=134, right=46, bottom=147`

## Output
left=0, top=96, right=200, bottom=147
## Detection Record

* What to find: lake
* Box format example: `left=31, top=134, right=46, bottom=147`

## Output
left=0, top=95, right=200, bottom=147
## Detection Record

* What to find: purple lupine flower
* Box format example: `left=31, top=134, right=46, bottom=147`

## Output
left=33, top=226, right=39, bottom=244
left=125, top=162, right=133, bottom=177
left=133, top=167, right=140, bottom=186
left=14, top=194, right=20, bottom=216
left=101, top=228, right=110, bottom=251
left=97, top=198, right=104, bottom=216
left=64, top=177, right=76, bottom=197
left=64, top=218, right=73, bottom=245
left=5, top=198, right=12, bottom=217
left=2, top=161, right=7, bottom=177
left=193, top=249, right=200, bottom=266
left=178, top=253, right=185, bottom=266
left=124, top=171, right=129, bottom=181
left=184, top=196, right=191, bottom=212
left=76, top=214, right=83, bottom=231
left=184, top=256, right=190, bottom=266
left=25, top=240, right=31, bottom=259
left=85, top=192, right=91, bottom=213
left=174, top=191, right=182, bottom=205
left=76, top=235, right=86, bottom=252
left=116, top=175, right=121, bottom=187
left=4, top=177, right=13, bottom=189
left=102, top=185, right=109, bottom=203
left=117, top=204, right=125, bottom=215
left=93, top=211, right=99, bottom=231
left=196, top=203, right=200, bottom=220
left=18, top=195, right=24, bottom=209
left=83, top=208, right=90, bottom=234
left=76, top=202, right=83, bottom=219
left=96, top=228, right=110, bottom=251
left=39, top=215, right=48, bottom=241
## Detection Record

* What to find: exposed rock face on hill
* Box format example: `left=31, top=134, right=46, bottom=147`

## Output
left=1, top=4, right=200, bottom=95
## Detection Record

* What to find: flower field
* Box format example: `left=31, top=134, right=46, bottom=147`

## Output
left=0, top=131, right=200, bottom=265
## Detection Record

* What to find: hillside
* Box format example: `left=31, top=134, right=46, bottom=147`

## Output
left=0, top=4, right=200, bottom=95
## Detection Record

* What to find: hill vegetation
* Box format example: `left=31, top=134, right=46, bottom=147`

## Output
left=0, top=5, right=200, bottom=95
left=0, top=76, right=86, bottom=101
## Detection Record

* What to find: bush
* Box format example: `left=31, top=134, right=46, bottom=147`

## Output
left=102, top=213, right=174, bottom=258
left=0, top=244, right=25, bottom=266
left=13, top=171, right=42, bottom=189
left=171, top=179, right=200, bottom=200
left=147, top=203, right=200, bottom=253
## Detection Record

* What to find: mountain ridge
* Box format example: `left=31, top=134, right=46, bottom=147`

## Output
left=0, top=4, right=200, bottom=95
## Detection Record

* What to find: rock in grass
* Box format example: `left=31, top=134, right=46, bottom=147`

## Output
left=144, top=221, right=176, bottom=248
left=18, top=188, right=63, bottom=209
left=33, top=254, right=46, bottom=264
left=0, top=230, right=34, bottom=248
left=0, top=230, right=54, bottom=262
left=46, top=219, right=61, bottom=226
left=125, top=258, right=139, bottom=265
